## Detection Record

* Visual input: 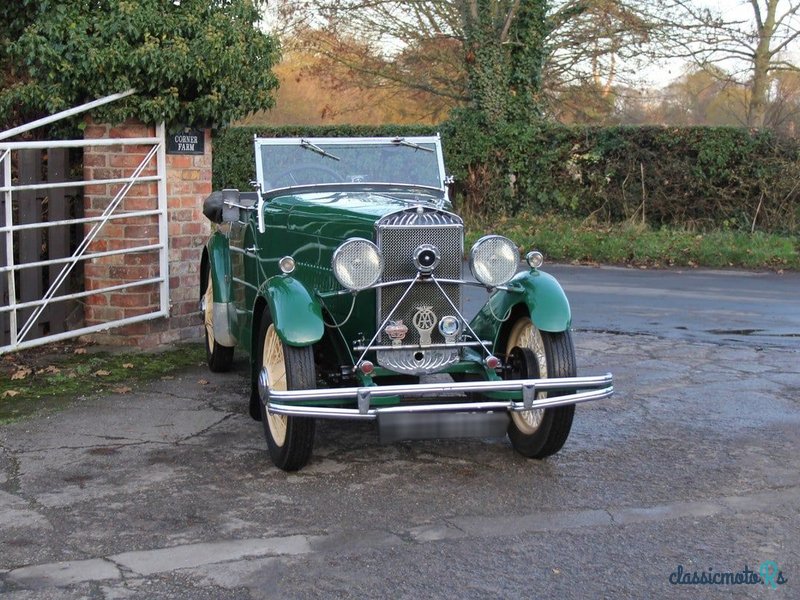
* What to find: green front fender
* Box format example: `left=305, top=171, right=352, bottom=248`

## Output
left=206, top=232, right=233, bottom=303
left=265, top=276, right=325, bottom=347
left=470, top=269, right=572, bottom=345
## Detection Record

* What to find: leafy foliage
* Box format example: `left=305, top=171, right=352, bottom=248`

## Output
left=440, top=116, right=800, bottom=234
left=0, top=0, right=279, bottom=130
left=215, top=123, right=800, bottom=235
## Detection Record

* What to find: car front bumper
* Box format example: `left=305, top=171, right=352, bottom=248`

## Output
left=259, top=371, right=614, bottom=420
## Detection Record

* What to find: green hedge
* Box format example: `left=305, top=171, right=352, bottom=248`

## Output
left=213, top=122, right=800, bottom=234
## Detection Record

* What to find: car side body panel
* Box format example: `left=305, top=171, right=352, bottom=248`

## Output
left=470, top=270, right=572, bottom=349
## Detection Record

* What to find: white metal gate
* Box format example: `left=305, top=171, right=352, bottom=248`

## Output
left=0, top=90, right=169, bottom=353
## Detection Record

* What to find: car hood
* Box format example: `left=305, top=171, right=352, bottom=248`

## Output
left=271, top=189, right=450, bottom=238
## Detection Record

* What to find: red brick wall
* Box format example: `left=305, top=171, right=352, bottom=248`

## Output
left=82, top=119, right=211, bottom=347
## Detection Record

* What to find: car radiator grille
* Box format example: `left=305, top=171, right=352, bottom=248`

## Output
left=375, top=207, right=464, bottom=374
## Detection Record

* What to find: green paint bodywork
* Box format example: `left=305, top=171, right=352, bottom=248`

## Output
left=205, top=191, right=407, bottom=361
left=199, top=139, right=594, bottom=416
left=264, top=276, right=325, bottom=346
left=207, top=231, right=233, bottom=304
left=261, top=192, right=408, bottom=352
left=470, top=269, right=572, bottom=348
left=205, top=187, right=571, bottom=401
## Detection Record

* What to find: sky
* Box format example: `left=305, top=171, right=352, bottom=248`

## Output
left=637, top=0, right=800, bottom=87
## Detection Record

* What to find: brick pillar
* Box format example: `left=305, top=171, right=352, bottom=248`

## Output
left=82, top=118, right=211, bottom=347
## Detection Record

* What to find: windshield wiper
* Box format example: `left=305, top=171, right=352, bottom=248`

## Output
left=391, top=137, right=434, bottom=153
left=300, top=139, right=341, bottom=161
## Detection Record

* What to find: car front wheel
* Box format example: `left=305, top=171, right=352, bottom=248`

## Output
left=504, top=316, right=576, bottom=458
left=255, top=307, right=316, bottom=471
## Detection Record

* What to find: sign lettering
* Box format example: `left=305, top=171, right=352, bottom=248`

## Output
left=167, top=128, right=205, bottom=155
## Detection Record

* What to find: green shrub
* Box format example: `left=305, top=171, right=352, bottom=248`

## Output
left=440, top=117, right=800, bottom=234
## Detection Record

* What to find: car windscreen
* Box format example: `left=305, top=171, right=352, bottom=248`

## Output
left=258, top=140, right=442, bottom=191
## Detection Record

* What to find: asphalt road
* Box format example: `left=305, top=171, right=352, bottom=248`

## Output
left=548, top=264, right=800, bottom=349
left=464, top=264, right=800, bottom=348
left=1, top=266, right=798, bottom=599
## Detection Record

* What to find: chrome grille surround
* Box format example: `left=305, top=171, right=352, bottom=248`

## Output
left=375, top=207, right=464, bottom=375
left=376, top=348, right=459, bottom=374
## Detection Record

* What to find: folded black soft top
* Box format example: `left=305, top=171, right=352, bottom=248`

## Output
left=202, top=191, right=224, bottom=223
left=202, top=191, right=258, bottom=223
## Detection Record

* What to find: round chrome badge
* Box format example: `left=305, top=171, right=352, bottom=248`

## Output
left=438, top=315, right=461, bottom=345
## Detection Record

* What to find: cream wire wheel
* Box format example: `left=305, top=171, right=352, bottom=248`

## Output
left=504, top=314, right=577, bottom=459
left=262, top=324, right=288, bottom=447
left=202, top=273, right=233, bottom=372
left=255, top=306, right=316, bottom=471
left=505, top=317, right=547, bottom=434
left=204, top=276, right=215, bottom=351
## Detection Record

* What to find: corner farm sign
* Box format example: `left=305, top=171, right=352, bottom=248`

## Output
left=167, top=128, right=205, bottom=155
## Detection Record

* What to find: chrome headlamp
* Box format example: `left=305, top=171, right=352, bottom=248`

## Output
left=332, top=238, right=384, bottom=291
left=525, top=250, right=544, bottom=269
left=469, top=235, right=519, bottom=287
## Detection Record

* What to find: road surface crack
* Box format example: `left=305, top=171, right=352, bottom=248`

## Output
left=177, top=413, right=235, bottom=443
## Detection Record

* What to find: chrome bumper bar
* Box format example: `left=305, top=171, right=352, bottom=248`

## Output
left=261, top=373, right=613, bottom=420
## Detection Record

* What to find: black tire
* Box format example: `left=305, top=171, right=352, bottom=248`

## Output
left=248, top=384, right=262, bottom=421
left=254, top=306, right=316, bottom=471
left=504, top=317, right=576, bottom=459
left=203, top=274, right=234, bottom=372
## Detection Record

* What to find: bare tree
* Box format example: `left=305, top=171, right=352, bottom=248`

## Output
left=546, top=1, right=659, bottom=93
left=266, top=1, right=665, bottom=121
left=765, top=69, right=800, bottom=132
left=655, top=66, right=748, bottom=125
left=271, top=1, right=468, bottom=103
left=660, top=0, right=800, bottom=127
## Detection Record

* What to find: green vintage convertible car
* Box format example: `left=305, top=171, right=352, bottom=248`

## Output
left=201, top=136, right=613, bottom=471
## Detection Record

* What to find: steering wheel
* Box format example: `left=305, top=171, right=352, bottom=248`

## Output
left=270, top=164, right=344, bottom=188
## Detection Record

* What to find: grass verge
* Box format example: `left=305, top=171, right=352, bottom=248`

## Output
left=466, top=214, right=799, bottom=270
left=0, top=342, right=207, bottom=425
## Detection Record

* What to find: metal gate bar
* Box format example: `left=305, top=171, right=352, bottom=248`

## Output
left=0, top=136, right=167, bottom=351
left=0, top=90, right=170, bottom=354
left=2, top=147, right=14, bottom=346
